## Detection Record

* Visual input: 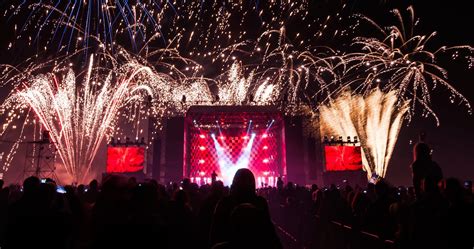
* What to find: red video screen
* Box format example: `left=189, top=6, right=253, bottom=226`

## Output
left=106, top=146, right=145, bottom=173
left=324, top=145, right=363, bottom=171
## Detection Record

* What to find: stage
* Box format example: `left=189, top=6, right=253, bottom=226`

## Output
left=103, top=105, right=367, bottom=187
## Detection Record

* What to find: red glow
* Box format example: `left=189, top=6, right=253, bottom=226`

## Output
left=106, top=146, right=145, bottom=173
left=189, top=131, right=280, bottom=180
left=185, top=108, right=285, bottom=186
left=324, top=145, right=363, bottom=171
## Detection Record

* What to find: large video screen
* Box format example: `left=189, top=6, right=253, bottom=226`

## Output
left=189, top=131, right=280, bottom=186
left=324, top=145, right=363, bottom=171
left=106, top=146, right=145, bottom=173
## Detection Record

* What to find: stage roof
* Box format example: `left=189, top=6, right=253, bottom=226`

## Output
left=185, top=105, right=282, bottom=127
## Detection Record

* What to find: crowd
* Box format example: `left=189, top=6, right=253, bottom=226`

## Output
left=0, top=142, right=472, bottom=249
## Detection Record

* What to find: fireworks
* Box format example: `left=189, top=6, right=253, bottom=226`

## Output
left=0, top=55, right=167, bottom=182
left=319, top=89, right=409, bottom=179
left=0, top=2, right=472, bottom=182
left=6, top=0, right=161, bottom=53
left=338, top=6, right=473, bottom=125
left=5, top=0, right=340, bottom=109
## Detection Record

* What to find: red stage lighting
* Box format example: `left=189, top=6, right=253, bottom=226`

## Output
left=185, top=106, right=285, bottom=186
left=188, top=132, right=280, bottom=183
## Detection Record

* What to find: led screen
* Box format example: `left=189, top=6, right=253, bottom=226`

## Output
left=324, top=145, right=363, bottom=171
left=106, top=146, right=145, bottom=173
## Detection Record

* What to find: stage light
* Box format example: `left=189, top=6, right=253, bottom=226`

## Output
left=199, top=171, right=205, bottom=177
left=263, top=158, right=269, bottom=163
left=347, top=136, right=351, bottom=143
left=219, top=135, right=225, bottom=140
left=243, top=135, right=249, bottom=140
left=262, top=133, right=268, bottom=138
left=263, top=145, right=268, bottom=150
left=200, top=134, right=206, bottom=139
left=354, top=136, right=358, bottom=143
left=199, top=159, right=205, bottom=164
left=263, top=171, right=270, bottom=176
left=338, top=136, right=343, bottom=143
left=199, top=146, right=205, bottom=151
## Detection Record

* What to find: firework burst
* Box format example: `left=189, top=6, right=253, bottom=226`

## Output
left=337, top=6, right=473, bottom=125
left=0, top=54, right=168, bottom=182
left=6, top=0, right=162, bottom=53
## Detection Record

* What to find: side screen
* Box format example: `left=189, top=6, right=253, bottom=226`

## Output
left=324, top=145, right=363, bottom=171
left=106, top=146, right=145, bottom=173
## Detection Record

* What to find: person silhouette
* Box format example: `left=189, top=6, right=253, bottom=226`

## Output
left=411, top=142, right=443, bottom=198
left=210, top=168, right=282, bottom=249
left=211, top=171, right=217, bottom=183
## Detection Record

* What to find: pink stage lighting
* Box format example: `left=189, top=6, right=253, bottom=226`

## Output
left=185, top=106, right=285, bottom=187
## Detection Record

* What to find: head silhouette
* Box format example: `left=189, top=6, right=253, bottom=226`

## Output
left=23, top=176, right=40, bottom=196
left=414, top=142, right=431, bottom=161
left=89, top=179, right=99, bottom=191
left=231, top=168, right=256, bottom=197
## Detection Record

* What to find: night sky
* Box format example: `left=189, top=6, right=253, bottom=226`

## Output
left=0, top=0, right=472, bottom=185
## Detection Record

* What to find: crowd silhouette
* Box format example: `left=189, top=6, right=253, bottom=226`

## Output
left=0, top=143, right=472, bottom=249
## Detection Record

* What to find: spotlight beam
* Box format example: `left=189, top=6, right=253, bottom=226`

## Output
left=211, top=133, right=256, bottom=185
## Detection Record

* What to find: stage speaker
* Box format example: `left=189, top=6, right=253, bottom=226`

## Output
left=307, top=137, right=318, bottom=179
left=284, top=116, right=306, bottom=185
left=151, top=136, right=162, bottom=181
left=164, top=117, right=185, bottom=183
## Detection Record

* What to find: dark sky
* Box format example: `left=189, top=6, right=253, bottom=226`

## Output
left=0, top=0, right=472, bottom=185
